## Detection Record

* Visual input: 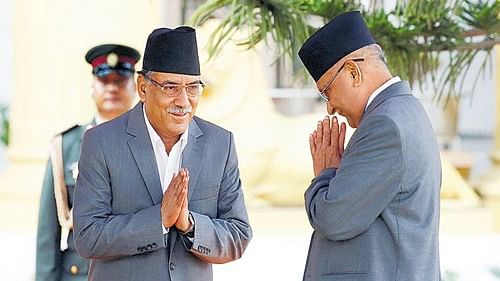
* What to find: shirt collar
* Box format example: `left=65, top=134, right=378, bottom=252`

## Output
left=365, top=76, right=401, bottom=110
left=142, top=104, right=189, bottom=150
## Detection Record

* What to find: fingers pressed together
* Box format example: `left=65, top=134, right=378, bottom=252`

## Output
left=309, top=116, right=347, bottom=177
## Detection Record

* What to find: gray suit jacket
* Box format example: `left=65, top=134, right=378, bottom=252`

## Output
left=304, top=81, right=441, bottom=281
left=73, top=103, right=252, bottom=281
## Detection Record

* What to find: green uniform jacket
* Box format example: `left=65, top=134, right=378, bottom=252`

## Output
left=36, top=124, right=90, bottom=281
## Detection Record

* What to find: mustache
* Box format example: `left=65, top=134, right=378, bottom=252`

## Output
left=167, top=106, right=192, bottom=114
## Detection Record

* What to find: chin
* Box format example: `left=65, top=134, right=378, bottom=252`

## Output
left=104, top=103, right=128, bottom=112
left=168, top=123, right=189, bottom=135
left=347, top=119, right=357, bottom=128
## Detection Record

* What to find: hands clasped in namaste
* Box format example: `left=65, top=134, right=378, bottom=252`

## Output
left=309, top=116, right=347, bottom=177
left=161, top=168, right=191, bottom=232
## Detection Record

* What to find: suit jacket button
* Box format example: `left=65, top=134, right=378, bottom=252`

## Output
left=169, top=262, right=175, bottom=271
left=70, top=265, right=78, bottom=275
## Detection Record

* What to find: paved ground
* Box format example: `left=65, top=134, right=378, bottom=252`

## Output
left=1, top=205, right=500, bottom=281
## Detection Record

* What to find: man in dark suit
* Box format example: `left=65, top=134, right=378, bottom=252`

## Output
left=298, top=11, right=441, bottom=280
left=36, top=44, right=140, bottom=281
left=73, top=27, right=252, bottom=281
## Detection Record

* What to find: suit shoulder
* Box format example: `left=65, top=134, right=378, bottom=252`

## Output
left=58, top=124, right=81, bottom=135
left=373, top=93, right=427, bottom=124
left=360, top=114, right=400, bottom=133
left=86, top=110, right=130, bottom=137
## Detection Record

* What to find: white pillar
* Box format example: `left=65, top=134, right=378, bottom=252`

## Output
left=0, top=0, right=174, bottom=214
left=477, top=46, right=500, bottom=231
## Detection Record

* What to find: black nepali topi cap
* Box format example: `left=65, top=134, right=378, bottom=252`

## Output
left=139, top=26, right=200, bottom=76
left=85, top=44, right=140, bottom=78
left=298, top=11, right=376, bottom=81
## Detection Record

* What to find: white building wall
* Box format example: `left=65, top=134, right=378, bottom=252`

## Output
left=0, top=0, right=13, bottom=105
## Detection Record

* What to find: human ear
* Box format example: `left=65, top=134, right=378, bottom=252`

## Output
left=137, top=76, right=147, bottom=102
left=346, top=61, right=362, bottom=87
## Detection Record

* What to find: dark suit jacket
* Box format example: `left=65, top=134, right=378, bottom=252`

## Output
left=73, top=103, right=252, bottom=281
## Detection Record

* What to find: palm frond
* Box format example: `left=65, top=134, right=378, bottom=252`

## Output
left=189, top=0, right=500, bottom=102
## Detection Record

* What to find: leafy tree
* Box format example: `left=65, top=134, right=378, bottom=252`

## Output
left=189, top=0, right=499, bottom=101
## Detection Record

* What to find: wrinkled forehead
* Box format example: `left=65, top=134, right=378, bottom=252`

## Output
left=148, top=71, right=201, bottom=84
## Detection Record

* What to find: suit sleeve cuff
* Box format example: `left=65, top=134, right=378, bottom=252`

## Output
left=312, top=168, right=337, bottom=183
left=188, top=211, right=212, bottom=255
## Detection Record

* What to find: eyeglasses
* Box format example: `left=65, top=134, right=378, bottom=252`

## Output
left=143, top=75, right=205, bottom=98
left=318, top=58, right=364, bottom=101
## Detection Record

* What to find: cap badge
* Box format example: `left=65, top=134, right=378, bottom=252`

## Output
left=106, top=53, right=119, bottom=67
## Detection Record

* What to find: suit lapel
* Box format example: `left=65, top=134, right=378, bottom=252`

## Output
left=170, top=117, right=205, bottom=257
left=126, top=103, right=163, bottom=205
left=182, top=117, right=205, bottom=201
left=127, top=105, right=207, bottom=257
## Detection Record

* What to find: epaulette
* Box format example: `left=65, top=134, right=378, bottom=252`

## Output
left=58, top=124, right=81, bottom=136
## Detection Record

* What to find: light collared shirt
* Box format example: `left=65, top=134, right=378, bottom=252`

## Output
left=365, top=76, right=401, bottom=110
left=143, top=105, right=189, bottom=234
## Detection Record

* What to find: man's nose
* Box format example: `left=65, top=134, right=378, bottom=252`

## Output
left=174, top=88, right=189, bottom=105
left=105, top=81, right=120, bottom=91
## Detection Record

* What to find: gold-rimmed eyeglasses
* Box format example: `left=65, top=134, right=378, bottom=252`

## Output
left=318, top=58, right=364, bottom=101
left=143, top=75, right=205, bottom=98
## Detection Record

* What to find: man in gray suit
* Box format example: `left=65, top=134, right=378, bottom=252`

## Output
left=73, top=26, right=252, bottom=281
left=298, top=11, right=441, bottom=280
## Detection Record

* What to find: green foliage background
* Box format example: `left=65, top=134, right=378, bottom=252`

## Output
left=189, top=0, right=499, bottom=102
left=0, top=105, right=8, bottom=146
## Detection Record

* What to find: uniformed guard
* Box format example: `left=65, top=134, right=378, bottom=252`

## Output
left=36, top=44, right=140, bottom=281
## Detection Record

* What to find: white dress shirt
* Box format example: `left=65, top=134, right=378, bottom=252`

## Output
left=143, top=105, right=188, bottom=233
left=365, top=76, right=401, bottom=110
